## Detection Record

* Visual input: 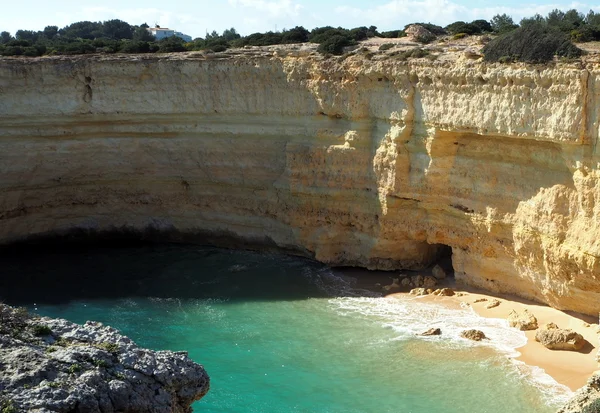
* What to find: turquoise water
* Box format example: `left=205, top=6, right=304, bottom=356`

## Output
left=0, top=245, right=569, bottom=412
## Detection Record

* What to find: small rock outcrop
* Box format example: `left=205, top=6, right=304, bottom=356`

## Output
left=535, top=324, right=586, bottom=351
left=420, top=328, right=442, bottom=336
left=409, top=288, right=428, bottom=296
left=0, top=304, right=210, bottom=412
left=486, top=299, right=501, bottom=309
left=558, top=373, right=600, bottom=412
left=508, top=309, right=539, bottom=331
left=431, top=288, right=455, bottom=296
left=460, top=329, right=487, bottom=341
left=405, top=24, right=436, bottom=43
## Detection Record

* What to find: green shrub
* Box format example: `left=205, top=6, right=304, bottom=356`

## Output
left=32, top=324, right=52, bottom=336
left=483, top=23, right=582, bottom=63
left=453, top=33, right=468, bottom=39
left=379, top=30, right=405, bottom=38
left=317, top=35, right=354, bottom=55
left=98, top=342, right=119, bottom=353
left=415, top=32, right=436, bottom=44
left=68, top=364, right=82, bottom=374
left=446, top=21, right=479, bottom=35
left=0, top=399, right=17, bottom=413
left=93, top=359, right=109, bottom=368
left=379, top=43, right=394, bottom=51
left=406, top=23, right=446, bottom=35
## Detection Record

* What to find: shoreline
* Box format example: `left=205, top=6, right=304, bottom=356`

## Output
left=388, top=287, right=599, bottom=391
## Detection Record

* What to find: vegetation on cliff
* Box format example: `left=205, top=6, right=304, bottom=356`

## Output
left=483, top=24, right=583, bottom=63
left=0, top=8, right=594, bottom=60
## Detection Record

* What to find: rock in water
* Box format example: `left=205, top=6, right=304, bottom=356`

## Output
left=432, top=265, right=446, bottom=280
left=460, top=329, right=487, bottom=341
left=507, top=309, right=539, bottom=331
left=420, top=328, right=442, bottom=336
left=0, top=304, right=210, bottom=412
left=535, top=326, right=586, bottom=351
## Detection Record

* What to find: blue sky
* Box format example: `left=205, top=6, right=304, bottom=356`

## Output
left=2, top=0, right=600, bottom=39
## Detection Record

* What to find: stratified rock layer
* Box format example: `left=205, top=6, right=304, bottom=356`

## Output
left=0, top=305, right=209, bottom=412
left=1, top=50, right=600, bottom=315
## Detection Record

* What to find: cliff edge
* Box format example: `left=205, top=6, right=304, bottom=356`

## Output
left=1, top=45, right=600, bottom=315
left=0, top=304, right=209, bottom=412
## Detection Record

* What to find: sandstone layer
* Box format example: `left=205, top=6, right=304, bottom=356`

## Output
left=1, top=49, right=600, bottom=315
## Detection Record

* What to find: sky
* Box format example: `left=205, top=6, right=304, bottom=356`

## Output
left=2, top=0, right=600, bottom=39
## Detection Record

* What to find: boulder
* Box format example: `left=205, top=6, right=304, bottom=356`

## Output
left=535, top=327, right=586, bottom=351
left=422, top=275, right=438, bottom=289
left=400, top=277, right=412, bottom=287
left=486, top=299, right=501, bottom=309
left=409, top=288, right=428, bottom=296
left=405, top=24, right=436, bottom=43
left=420, top=328, right=441, bottom=336
left=461, top=329, right=487, bottom=341
left=507, top=309, right=538, bottom=331
left=474, top=298, right=488, bottom=303
left=432, top=265, right=446, bottom=280
left=410, top=275, right=424, bottom=287
left=431, top=288, right=455, bottom=296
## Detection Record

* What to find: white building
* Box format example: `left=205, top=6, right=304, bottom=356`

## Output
left=147, top=27, right=192, bottom=42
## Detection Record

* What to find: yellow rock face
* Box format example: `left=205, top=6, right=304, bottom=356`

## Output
left=1, top=52, right=599, bottom=315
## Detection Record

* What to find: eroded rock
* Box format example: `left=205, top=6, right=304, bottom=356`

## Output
left=431, top=288, right=455, bottom=296
left=486, top=299, right=501, bottom=309
left=0, top=304, right=210, bottom=412
left=508, top=309, right=538, bottom=331
left=535, top=326, right=586, bottom=351
left=460, top=329, right=487, bottom=341
left=420, top=328, right=441, bottom=336
left=559, top=373, right=600, bottom=412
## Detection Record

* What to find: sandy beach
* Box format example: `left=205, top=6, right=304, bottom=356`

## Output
left=388, top=287, right=599, bottom=391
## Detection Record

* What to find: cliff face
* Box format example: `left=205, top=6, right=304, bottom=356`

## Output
left=1, top=50, right=600, bottom=315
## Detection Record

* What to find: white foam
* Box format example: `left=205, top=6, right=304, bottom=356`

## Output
left=328, top=294, right=573, bottom=405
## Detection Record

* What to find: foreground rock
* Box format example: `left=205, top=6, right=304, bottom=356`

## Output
left=0, top=304, right=209, bottom=412
left=535, top=323, right=586, bottom=351
left=508, top=309, right=539, bottom=331
left=420, top=328, right=441, bottom=336
left=460, top=330, right=487, bottom=341
left=559, top=373, right=600, bottom=412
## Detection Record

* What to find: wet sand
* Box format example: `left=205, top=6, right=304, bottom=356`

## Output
left=389, top=288, right=599, bottom=391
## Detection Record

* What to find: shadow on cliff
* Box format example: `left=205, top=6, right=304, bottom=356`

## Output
left=0, top=242, right=386, bottom=306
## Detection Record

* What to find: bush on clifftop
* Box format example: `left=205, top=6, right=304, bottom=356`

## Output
left=482, top=23, right=582, bottom=63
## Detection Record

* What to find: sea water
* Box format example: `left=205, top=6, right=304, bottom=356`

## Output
left=0, top=244, right=571, bottom=413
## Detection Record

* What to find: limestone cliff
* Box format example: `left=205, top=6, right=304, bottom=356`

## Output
left=1, top=49, right=600, bottom=315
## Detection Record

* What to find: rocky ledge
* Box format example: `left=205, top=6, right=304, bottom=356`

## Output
left=0, top=304, right=209, bottom=412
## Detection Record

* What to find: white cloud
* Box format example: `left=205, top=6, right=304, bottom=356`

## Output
left=228, top=0, right=304, bottom=17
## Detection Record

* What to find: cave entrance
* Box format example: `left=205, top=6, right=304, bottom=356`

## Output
left=431, top=244, right=454, bottom=280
